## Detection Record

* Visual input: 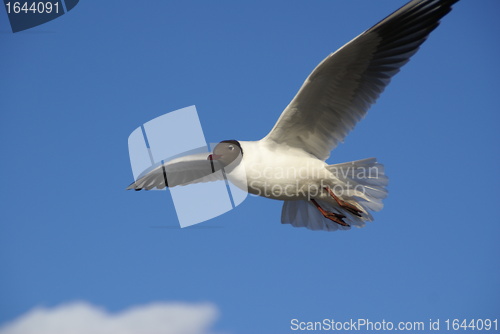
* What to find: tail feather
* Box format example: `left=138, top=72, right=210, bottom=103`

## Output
left=282, top=200, right=352, bottom=232
left=327, top=157, right=388, bottom=212
left=281, top=158, right=388, bottom=232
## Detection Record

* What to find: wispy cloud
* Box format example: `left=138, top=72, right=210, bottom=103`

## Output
left=0, top=301, right=221, bottom=334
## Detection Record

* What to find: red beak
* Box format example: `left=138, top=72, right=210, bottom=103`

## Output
left=208, top=154, right=222, bottom=160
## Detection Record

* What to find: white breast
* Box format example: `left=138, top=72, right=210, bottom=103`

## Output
left=226, top=140, right=336, bottom=200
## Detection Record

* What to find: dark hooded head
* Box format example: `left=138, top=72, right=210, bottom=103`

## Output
left=207, top=140, right=243, bottom=167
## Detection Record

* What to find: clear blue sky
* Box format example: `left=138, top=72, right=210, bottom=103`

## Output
left=1, top=1, right=499, bottom=333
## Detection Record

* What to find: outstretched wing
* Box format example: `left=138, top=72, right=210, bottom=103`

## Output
left=127, top=153, right=225, bottom=190
left=264, top=0, right=459, bottom=160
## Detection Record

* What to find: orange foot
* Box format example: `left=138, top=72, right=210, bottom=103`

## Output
left=311, top=199, right=350, bottom=227
left=324, top=187, right=363, bottom=217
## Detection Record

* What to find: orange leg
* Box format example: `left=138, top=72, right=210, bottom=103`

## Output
left=324, top=187, right=363, bottom=217
left=311, top=199, right=350, bottom=227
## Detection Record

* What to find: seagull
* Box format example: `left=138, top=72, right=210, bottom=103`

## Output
left=127, top=0, right=459, bottom=231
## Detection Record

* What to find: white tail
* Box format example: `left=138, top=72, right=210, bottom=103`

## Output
left=281, top=158, right=388, bottom=231
left=327, top=158, right=388, bottom=212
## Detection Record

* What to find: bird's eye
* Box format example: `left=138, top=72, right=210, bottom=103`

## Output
left=228, top=145, right=234, bottom=151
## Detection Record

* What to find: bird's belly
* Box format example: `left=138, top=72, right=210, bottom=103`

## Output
left=243, top=161, right=332, bottom=200
left=247, top=178, right=322, bottom=200
left=226, top=143, right=335, bottom=200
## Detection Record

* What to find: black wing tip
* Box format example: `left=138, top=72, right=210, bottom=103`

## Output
left=364, top=0, right=459, bottom=67
left=126, top=183, right=137, bottom=190
left=369, top=0, right=460, bottom=35
left=126, top=181, right=145, bottom=191
left=126, top=180, right=169, bottom=191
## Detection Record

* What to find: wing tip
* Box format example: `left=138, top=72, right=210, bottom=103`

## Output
left=126, top=182, right=140, bottom=191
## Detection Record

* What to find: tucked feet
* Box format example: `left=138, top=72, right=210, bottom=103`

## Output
left=324, top=187, right=363, bottom=217
left=311, top=199, right=350, bottom=227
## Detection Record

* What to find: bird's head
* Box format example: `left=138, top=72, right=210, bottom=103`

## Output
left=207, top=140, right=243, bottom=167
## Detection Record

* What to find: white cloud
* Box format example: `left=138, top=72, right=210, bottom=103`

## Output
left=0, top=301, right=221, bottom=334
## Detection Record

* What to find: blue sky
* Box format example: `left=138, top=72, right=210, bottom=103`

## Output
left=1, top=1, right=499, bottom=333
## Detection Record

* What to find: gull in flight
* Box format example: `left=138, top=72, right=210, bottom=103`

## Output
left=128, top=0, right=459, bottom=231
